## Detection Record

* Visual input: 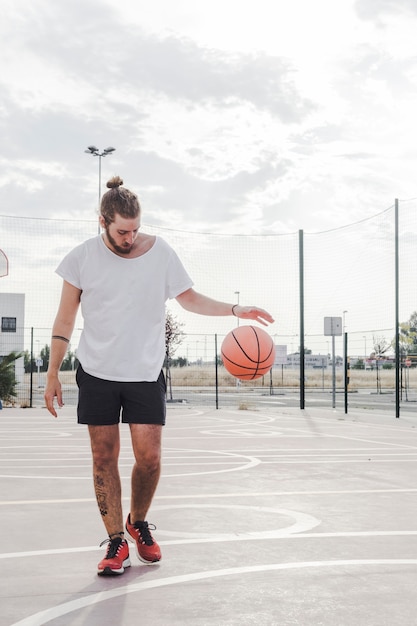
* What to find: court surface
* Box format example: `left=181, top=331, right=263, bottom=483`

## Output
left=1, top=404, right=417, bottom=625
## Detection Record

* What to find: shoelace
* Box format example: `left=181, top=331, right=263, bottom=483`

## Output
left=99, top=537, right=124, bottom=558
left=133, top=522, right=157, bottom=546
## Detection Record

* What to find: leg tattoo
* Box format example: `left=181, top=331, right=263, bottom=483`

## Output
left=94, top=474, right=108, bottom=517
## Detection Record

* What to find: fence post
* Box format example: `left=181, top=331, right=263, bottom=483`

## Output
left=30, top=327, right=34, bottom=408
left=344, top=332, right=349, bottom=414
left=299, top=230, right=305, bottom=409
left=215, top=334, right=219, bottom=409
left=395, top=198, right=400, bottom=418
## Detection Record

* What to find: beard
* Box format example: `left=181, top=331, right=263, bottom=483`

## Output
left=105, top=227, right=133, bottom=255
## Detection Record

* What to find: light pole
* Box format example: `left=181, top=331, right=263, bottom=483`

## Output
left=363, top=335, right=367, bottom=368
left=342, top=310, right=348, bottom=414
left=234, top=291, right=240, bottom=387
left=85, top=145, right=116, bottom=233
left=234, top=291, right=240, bottom=327
left=343, top=309, right=348, bottom=368
left=36, top=340, right=41, bottom=388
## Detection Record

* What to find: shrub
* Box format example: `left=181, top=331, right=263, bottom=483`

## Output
left=0, top=351, right=22, bottom=404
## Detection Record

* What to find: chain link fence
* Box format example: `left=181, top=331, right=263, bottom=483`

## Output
left=1, top=199, right=416, bottom=413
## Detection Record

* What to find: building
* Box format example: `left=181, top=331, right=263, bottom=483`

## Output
left=286, top=353, right=330, bottom=368
left=0, top=293, right=25, bottom=387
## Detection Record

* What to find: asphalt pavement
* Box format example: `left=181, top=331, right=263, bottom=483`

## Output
left=1, top=402, right=417, bottom=625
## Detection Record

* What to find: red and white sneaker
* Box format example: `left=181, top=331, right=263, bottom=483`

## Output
left=97, top=537, right=131, bottom=576
left=125, top=515, right=161, bottom=564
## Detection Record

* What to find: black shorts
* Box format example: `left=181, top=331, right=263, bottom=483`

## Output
left=76, top=365, right=166, bottom=426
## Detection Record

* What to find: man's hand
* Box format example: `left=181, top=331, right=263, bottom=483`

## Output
left=234, top=306, right=274, bottom=327
left=44, top=375, right=64, bottom=418
left=176, top=289, right=275, bottom=326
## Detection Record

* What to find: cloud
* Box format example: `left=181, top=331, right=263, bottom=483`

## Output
left=355, top=0, right=417, bottom=19
left=1, top=0, right=417, bottom=236
left=0, top=0, right=318, bottom=230
left=2, top=1, right=312, bottom=120
left=123, top=38, right=314, bottom=121
left=128, top=149, right=290, bottom=232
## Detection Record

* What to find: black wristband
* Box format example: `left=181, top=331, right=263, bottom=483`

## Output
left=232, top=304, right=239, bottom=316
left=52, top=335, right=70, bottom=344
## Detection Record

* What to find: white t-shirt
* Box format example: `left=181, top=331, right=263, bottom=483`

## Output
left=56, top=235, right=193, bottom=382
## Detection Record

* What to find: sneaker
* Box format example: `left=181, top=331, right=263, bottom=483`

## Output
left=125, top=515, right=161, bottom=564
left=97, top=537, right=131, bottom=576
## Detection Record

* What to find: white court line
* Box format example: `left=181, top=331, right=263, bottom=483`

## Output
left=0, top=498, right=97, bottom=505
left=0, top=448, right=261, bottom=480
left=0, top=461, right=245, bottom=470
left=2, top=531, right=417, bottom=560
left=5, top=454, right=415, bottom=477
left=148, top=504, right=321, bottom=538
left=4, top=446, right=412, bottom=456
left=2, top=486, right=417, bottom=506
left=9, top=560, right=417, bottom=626
left=267, top=426, right=417, bottom=450
left=0, top=449, right=261, bottom=479
left=260, top=455, right=417, bottom=460
left=0, top=434, right=73, bottom=440
left=2, top=452, right=417, bottom=465
left=0, top=474, right=91, bottom=480
left=3, top=451, right=417, bottom=466
left=323, top=434, right=417, bottom=450
left=4, top=456, right=417, bottom=481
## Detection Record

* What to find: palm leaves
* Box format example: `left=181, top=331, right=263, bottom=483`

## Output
left=0, top=351, right=22, bottom=404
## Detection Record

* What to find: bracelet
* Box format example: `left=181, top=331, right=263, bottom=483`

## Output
left=232, top=304, right=239, bottom=316
left=52, top=335, right=70, bottom=344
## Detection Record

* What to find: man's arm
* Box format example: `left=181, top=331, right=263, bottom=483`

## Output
left=176, top=288, right=274, bottom=326
left=44, top=280, right=81, bottom=417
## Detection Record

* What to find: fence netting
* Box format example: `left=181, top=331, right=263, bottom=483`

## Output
left=0, top=198, right=416, bottom=410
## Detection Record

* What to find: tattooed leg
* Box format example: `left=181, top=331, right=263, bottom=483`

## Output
left=89, top=424, right=124, bottom=537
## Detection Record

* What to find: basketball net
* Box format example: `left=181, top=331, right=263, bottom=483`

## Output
left=0, top=249, right=9, bottom=278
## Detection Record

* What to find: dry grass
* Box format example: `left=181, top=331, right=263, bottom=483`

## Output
left=23, top=365, right=417, bottom=389
left=10, top=365, right=415, bottom=407
left=169, top=365, right=416, bottom=390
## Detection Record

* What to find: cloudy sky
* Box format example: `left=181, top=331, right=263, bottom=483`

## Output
left=2, top=0, right=417, bottom=235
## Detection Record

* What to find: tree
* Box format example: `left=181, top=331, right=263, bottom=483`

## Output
left=170, top=356, right=188, bottom=367
left=165, top=310, right=184, bottom=400
left=372, top=335, right=390, bottom=393
left=23, top=350, right=36, bottom=374
left=398, top=311, right=417, bottom=357
left=24, top=344, right=76, bottom=372
left=40, top=344, right=50, bottom=372
left=0, top=351, right=23, bottom=404
left=61, top=350, right=78, bottom=371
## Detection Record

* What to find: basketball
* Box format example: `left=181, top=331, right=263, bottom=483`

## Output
left=221, top=325, right=276, bottom=380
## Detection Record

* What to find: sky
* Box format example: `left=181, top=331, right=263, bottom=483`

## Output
left=1, top=0, right=417, bottom=361
left=2, top=0, right=417, bottom=235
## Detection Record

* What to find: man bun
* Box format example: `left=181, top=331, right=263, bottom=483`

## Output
left=100, top=176, right=140, bottom=222
left=106, top=176, right=123, bottom=189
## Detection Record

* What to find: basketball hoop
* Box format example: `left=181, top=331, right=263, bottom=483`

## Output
left=0, top=249, right=9, bottom=278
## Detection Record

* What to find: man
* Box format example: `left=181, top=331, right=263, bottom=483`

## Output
left=44, top=176, right=274, bottom=576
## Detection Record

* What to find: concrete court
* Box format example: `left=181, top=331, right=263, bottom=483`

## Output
left=1, top=403, right=417, bottom=626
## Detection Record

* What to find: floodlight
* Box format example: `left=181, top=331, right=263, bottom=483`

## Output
left=84, top=144, right=116, bottom=234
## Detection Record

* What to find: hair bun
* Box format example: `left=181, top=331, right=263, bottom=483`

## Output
left=106, top=176, right=123, bottom=189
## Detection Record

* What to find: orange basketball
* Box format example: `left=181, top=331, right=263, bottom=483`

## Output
left=221, top=325, right=276, bottom=380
